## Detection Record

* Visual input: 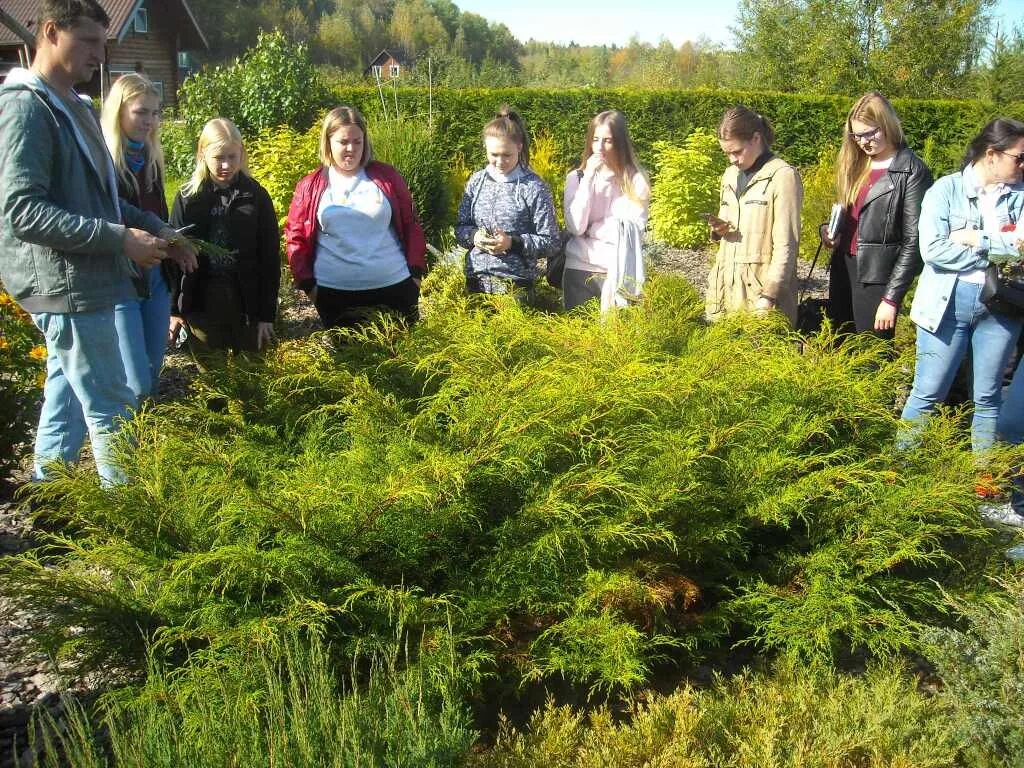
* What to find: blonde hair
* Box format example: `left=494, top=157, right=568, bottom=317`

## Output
left=483, top=105, right=530, bottom=167
left=835, top=92, right=906, bottom=206
left=181, top=118, right=247, bottom=197
left=100, top=73, right=164, bottom=199
left=319, top=106, right=373, bottom=169
left=577, top=110, right=647, bottom=203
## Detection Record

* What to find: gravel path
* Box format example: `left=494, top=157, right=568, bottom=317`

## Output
left=0, top=246, right=827, bottom=763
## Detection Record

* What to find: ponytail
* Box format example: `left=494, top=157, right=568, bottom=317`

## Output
left=483, top=105, right=530, bottom=168
left=718, top=105, right=775, bottom=148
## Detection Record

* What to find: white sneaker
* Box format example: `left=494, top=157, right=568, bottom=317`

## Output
left=979, top=501, right=1024, bottom=528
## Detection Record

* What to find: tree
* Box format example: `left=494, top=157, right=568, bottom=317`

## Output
left=389, top=0, right=447, bottom=59
left=732, top=0, right=996, bottom=97
left=977, top=24, right=1024, bottom=104
left=188, top=0, right=334, bottom=60
left=870, top=0, right=995, bottom=98
left=732, top=0, right=868, bottom=94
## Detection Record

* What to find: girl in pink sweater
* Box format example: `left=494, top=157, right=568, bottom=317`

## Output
left=562, top=110, right=650, bottom=310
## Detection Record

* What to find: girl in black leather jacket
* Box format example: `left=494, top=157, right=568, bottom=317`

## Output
left=821, top=92, right=932, bottom=339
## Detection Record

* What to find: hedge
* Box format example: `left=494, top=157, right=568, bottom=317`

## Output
left=312, top=87, right=1024, bottom=177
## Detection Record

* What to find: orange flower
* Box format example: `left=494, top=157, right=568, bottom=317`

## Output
left=0, top=337, right=9, bottom=352
left=0, top=292, right=14, bottom=307
left=29, top=345, right=47, bottom=361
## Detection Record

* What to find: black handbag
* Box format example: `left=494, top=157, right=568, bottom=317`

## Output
left=546, top=230, right=568, bottom=288
left=796, top=240, right=829, bottom=335
left=546, top=170, right=585, bottom=289
left=981, top=261, right=1024, bottom=318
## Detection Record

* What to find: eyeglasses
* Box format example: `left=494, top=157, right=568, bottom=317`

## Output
left=995, top=149, right=1024, bottom=166
left=848, top=126, right=881, bottom=143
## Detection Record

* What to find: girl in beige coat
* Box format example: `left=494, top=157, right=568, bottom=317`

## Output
left=706, top=107, right=802, bottom=325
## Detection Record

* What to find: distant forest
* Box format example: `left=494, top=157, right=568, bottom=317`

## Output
left=187, top=0, right=1024, bottom=100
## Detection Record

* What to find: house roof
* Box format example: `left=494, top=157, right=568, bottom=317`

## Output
left=362, top=48, right=411, bottom=77
left=0, top=0, right=208, bottom=49
left=367, top=48, right=409, bottom=67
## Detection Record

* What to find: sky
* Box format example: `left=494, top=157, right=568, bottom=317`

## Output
left=453, top=0, right=1024, bottom=48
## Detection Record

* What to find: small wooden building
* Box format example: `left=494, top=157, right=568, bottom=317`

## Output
left=0, top=0, right=208, bottom=107
left=364, top=49, right=409, bottom=81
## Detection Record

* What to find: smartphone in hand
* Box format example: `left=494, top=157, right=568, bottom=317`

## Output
left=702, top=212, right=731, bottom=231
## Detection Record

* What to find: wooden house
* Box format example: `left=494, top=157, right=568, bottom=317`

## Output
left=0, top=0, right=208, bottom=107
left=364, top=49, right=408, bottom=81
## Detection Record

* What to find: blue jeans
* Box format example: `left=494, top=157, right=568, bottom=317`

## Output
left=999, top=350, right=1024, bottom=511
left=116, top=267, right=171, bottom=399
left=32, top=310, right=137, bottom=485
left=900, top=279, right=1023, bottom=453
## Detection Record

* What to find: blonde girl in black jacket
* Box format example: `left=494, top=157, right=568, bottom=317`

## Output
left=821, top=91, right=932, bottom=339
left=169, top=118, right=279, bottom=363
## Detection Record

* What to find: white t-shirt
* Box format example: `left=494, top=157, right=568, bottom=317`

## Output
left=314, top=167, right=410, bottom=291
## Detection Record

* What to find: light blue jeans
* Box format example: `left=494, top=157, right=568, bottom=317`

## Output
left=31, top=309, right=137, bottom=485
left=900, top=279, right=1023, bottom=453
left=116, top=266, right=171, bottom=399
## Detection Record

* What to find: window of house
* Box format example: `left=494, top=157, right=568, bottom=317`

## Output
left=134, top=8, right=149, bottom=34
left=177, top=51, right=190, bottom=68
left=372, top=64, right=383, bottom=78
left=390, top=64, right=400, bottom=77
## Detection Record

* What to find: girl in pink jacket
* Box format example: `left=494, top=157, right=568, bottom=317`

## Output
left=562, top=110, right=650, bottom=310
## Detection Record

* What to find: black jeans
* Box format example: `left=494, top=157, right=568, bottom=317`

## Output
left=313, top=277, right=420, bottom=329
left=562, top=268, right=604, bottom=310
left=827, top=251, right=895, bottom=340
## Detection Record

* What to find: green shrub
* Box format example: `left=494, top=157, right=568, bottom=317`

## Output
left=247, top=124, right=320, bottom=232
left=368, top=119, right=451, bottom=243
left=29, top=635, right=475, bottom=768
left=530, top=131, right=570, bottom=227
left=925, top=576, right=1024, bottom=767
left=649, top=130, right=725, bottom=249
left=0, top=287, right=44, bottom=479
left=322, top=87, right=1024, bottom=178
left=178, top=31, right=326, bottom=138
left=799, top=145, right=839, bottom=264
left=159, top=119, right=196, bottom=180
left=1, top=267, right=1014, bottom=693
left=471, top=661, right=959, bottom=767
left=445, top=152, right=473, bottom=228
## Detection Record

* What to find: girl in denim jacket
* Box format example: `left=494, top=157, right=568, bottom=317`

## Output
left=900, top=118, right=1024, bottom=455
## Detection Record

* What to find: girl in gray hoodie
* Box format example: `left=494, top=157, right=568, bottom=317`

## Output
left=456, top=106, right=558, bottom=298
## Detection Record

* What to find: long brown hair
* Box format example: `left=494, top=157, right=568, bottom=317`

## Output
left=835, top=92, right=906, bottom=206
left=576, top=110, right=647, bottom=203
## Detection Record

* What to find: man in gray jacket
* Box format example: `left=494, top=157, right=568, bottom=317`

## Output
left=0, top=0, right=196, bottom=484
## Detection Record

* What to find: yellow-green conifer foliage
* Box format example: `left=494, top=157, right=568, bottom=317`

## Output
left=3, top=267, right=1015, bottom=694
left=649, top=130, right=726, bottom=249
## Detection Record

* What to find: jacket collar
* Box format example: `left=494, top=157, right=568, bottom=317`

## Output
left=886, top=146, right=915, bottom=174
left=745, top=155, right=786, bottom=188
left=724, top=155, right=786, bottom=196
left=962, top=163, right=984, bottom=199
